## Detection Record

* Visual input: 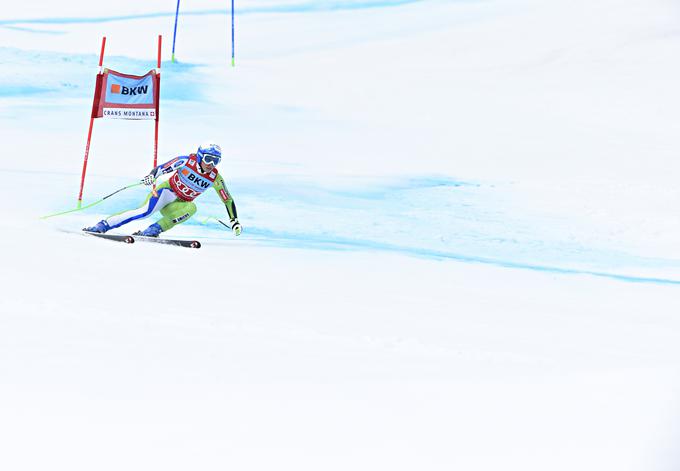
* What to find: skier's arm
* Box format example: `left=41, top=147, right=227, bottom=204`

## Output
left=142, top=156, right=189, bottom=184
left=213, top=174, right=241, bottom=235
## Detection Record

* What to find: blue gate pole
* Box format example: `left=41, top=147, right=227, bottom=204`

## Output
left=231, top=0, right=235, bottom=66
left=171, top=0, right=181, bottom=62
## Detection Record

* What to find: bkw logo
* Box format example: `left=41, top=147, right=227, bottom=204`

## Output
left=111, top=84, right=149, bottom=95
left=188, top=173, right=211, bottom=189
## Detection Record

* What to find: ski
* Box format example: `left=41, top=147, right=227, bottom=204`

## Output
left=133, top=235, right=201, bottom=249
left=83, top=231, right=135, bottom=244
left=78, top=229, right=199, bottom=248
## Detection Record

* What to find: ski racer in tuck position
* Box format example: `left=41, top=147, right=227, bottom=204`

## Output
left=83, top=142, right=242, bottom=238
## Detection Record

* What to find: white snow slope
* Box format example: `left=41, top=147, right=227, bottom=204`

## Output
left=2, top=0, right=680, bottom=470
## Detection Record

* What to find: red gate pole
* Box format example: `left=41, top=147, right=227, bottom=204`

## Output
left=152, top=35, right=162, bottom=197
left=78, top=36, right=107, bottom=208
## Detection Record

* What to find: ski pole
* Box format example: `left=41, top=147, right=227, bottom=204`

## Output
left=198, top=216, right=230, bottom=229
left=41, top=182, right=144, bottom=220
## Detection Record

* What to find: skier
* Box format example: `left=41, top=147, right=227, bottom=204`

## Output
left=83, top=142, right=242, bottom=238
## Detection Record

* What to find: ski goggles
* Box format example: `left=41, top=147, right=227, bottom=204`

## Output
left=202, top=154, right=221, bottom=166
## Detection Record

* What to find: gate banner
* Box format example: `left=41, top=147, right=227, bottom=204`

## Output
left=92, top=69, right=159, bottom=120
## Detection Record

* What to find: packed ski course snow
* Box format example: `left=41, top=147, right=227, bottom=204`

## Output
left=4, top=2, right=680, bottom=470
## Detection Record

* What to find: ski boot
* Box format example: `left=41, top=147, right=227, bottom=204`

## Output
left=133, top=223, right=163, bottom=238
left=83, top=220, right=110, bottom=233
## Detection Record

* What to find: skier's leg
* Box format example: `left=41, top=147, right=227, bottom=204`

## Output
left=134, top=200, right=196, bottom=237
left=105, top=182, right=176, bottom=230
left=156, top=200, right=197, bottom=232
